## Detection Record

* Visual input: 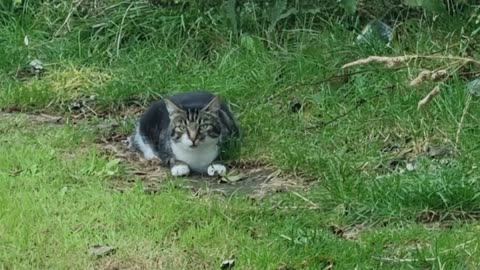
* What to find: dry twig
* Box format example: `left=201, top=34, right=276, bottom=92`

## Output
left=342, top=55, right=480, bottom=69
left=410, top=69, right=449, bottom=87
left=342, top=56, right=408, bottom=68
left=372, top=257, right=435, bottom=263
left=410, top=69, right=432, bottom=87
left=418, top=85, right=441, bottom=109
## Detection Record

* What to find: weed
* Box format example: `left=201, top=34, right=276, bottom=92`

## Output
left=1, top=2, right=480, bottom=269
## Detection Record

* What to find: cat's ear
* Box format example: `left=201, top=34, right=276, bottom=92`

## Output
left=202, top=96, right=220, bottom=112
left=164, top=99, right=182, bottom=115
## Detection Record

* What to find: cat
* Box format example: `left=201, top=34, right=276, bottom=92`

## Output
left=129, top=90, right=239, bottom=177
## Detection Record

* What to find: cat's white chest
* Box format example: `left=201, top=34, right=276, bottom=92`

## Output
left=171, top=138, right=219, bottom=172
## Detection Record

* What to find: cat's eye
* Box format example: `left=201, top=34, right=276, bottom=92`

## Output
left=199, top=124, right=211, bottom=131
left=175, top=126, right=186, bottom=132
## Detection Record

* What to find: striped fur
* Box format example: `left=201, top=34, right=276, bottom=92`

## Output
left=129, top=91, right=239, bottom=175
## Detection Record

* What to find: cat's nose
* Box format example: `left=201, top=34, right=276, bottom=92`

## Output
left=188, top=129, right=198, bottom=144
left=190, top=138, right=199, bottom=147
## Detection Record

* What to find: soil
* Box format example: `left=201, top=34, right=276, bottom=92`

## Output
left=1, top=111, right=309, bottom=199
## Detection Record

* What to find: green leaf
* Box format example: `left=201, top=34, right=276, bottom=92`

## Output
left=225, top=0, right=239, bottom=35
left=340, top=0, right=357, bottom=14
left=240, top=35, right=264, bottom=54
left=267, top=0, right=287, bottom=31
left=105, top=158, right=121, bottom=170
left=404, top=0, right=445, bottom=14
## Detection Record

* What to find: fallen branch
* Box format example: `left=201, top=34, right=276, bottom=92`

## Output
left=410, top=69, right=432, bottom=87
left=417, top=85, right=441, bottom=109
left=342, top=56, right=408, bottom=68
left=372, top=256, right=435, bottom=263
left=342, top=55, right=480, bottom=69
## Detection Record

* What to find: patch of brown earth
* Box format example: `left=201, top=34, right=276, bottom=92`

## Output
left=96, top=133, right=308, bottom=199
left=0, top=112, right=64, bottom=125
left=416, top=209, right=480, bottom=227
left=0, top=111, right=310, bottom=198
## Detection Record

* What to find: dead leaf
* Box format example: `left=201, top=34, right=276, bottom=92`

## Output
left=276, top=264, right=293, bottom=270
left=88, top=245, right=117, bottom=257
left=416, top=210, right=441, bottom=223
left=220, top=171, right=247, bottom=183
left=426, top=144, right=453, bottom=159
left=329, top=224, right=363, bottom=241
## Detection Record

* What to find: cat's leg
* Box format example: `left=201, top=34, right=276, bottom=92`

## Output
left=170, top=160, right=191, bottom=177
left=207, top=163, right=227, bottom=176
left=132, top=127, right=156, bottom=160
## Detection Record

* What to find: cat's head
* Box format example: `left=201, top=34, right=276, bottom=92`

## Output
left=165, top=97, right=221, bottom=148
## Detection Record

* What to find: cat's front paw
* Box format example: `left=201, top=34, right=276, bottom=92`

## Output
left=171, top=164, right=190, bottom=177
left=207, top=164, right=227, bottom=177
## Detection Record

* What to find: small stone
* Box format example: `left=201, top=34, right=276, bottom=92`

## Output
left=466, top=78, right=480, bottom=97
left=357, top=20, right=393, bottom=45
left=220, top=259, right=235, bottom=270
left=29, top=59, right=44, bottom=71
left=59, top=186, right=68, bottom=195
left=88, top=245, right=116, bottom=257
left=406, top=163, right=415, bottom=171
left=70, top=101, right=84, bottom=110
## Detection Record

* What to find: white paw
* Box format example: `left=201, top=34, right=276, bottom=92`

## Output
left=143, top=152, right=156, bottom=160
left=125, top=137, right=132, bottom=148
left=207, top=164, right=227, bottom=177
left=171, top=164, right=190, bottom=177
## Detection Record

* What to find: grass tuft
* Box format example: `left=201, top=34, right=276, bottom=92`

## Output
left=1, top=2, right=480, bottom=269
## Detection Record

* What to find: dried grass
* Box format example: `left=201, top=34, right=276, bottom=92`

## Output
left=96, top=136, right=308, bottom=199
left=25, top=66, right=111, bottom=98
left=417, top=85, right=441, bottom=109
left=342, top=54, right=480, bottom=109
left=342, top=55, right=480, bottom=69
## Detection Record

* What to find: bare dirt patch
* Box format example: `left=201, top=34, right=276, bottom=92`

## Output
left=92, top=247, right=208, bottom=270
left=0, top=112, right=64, bottom=125
left=0, top=111, right=309, bottom=198
left=416, top=209, right=480, bottom=227
left=97, top=134, right=308, bottom=199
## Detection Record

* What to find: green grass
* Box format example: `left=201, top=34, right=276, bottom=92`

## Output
left=1, top=2, right=480, bottom=269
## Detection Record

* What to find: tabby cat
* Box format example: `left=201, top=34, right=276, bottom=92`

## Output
left=129, top=91, right=239, bottom=177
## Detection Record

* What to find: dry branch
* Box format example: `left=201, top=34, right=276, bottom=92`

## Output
left=410, top=69, right=449, bottom=87
left=410, top=69, right=432, bottom=87
left=417, top=85, right=441, bottom=109
left=340, top=53, right=479, bottom=113
left=342, top=56, right=408, bottom=68
left=342, top=55, right=480, bottom=69
left=431, top=69, right=448, bottom=81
